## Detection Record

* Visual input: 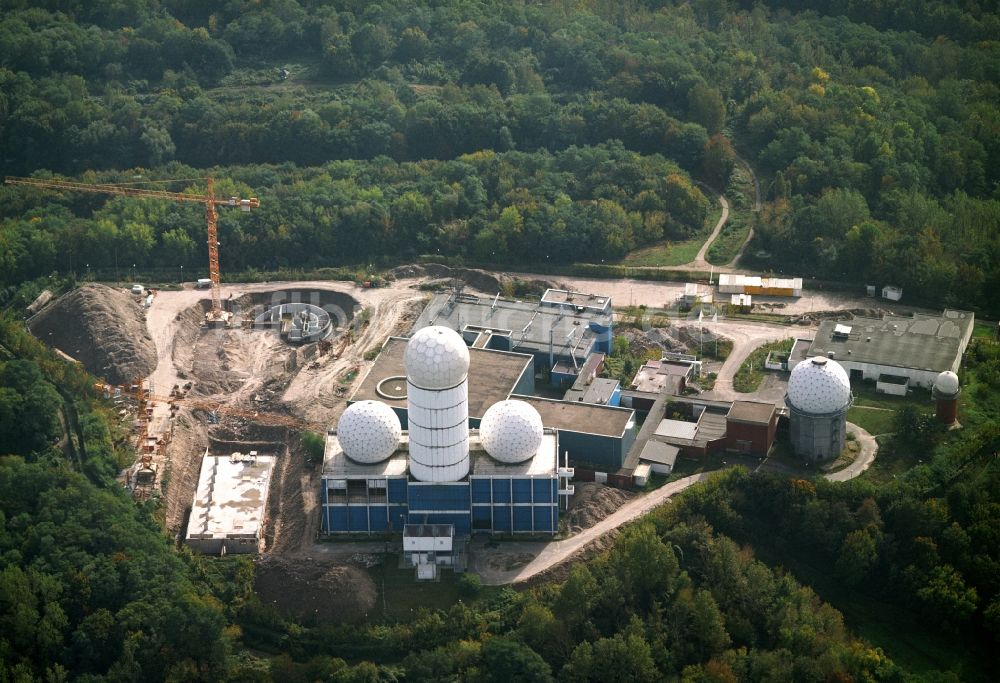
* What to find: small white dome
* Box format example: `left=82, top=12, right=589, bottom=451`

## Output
left=479, top=400, right=544, bottom=463
left=787, top=356, right=851, bottom=415
left=336, top=401, right=401, bottom=463
left=934, top=371, right=960, bottom=396
left=404, top=326, right=470, bottom=389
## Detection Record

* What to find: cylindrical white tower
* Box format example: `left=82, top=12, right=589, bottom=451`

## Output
left=404, top=326, right=471, bottom=482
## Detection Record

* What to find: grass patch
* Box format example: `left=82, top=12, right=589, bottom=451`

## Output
left=850, top=381, right=932, bottom=411
left=706, top=214, right=751, bottom=266
left=733, top=338, right=794, bottom=393
left=846, top=406, right=896, bottom=436
left=971, top=320, right=996, bottom=339
left=619, top=237, right=705, bottom=267
left=372, top=554, right=501, bottom=620
left=618, top=203, right=722, bottom=267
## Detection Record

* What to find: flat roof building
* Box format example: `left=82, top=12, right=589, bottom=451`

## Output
left=186, top=451, right=275, bottom=555
left=808, top=309, right=974, bottom=389
left=350, top=337, right=535, bottom=425
left=413, top=289, right=613, bottom=370
left=719, top=274, right=802, bottom=297
left=321, top=430, right=566, bottom=536
left=512, top=395, right=638, bottom=471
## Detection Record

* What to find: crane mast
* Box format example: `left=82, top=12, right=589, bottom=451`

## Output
left=4, top=175, right=259, bottom=322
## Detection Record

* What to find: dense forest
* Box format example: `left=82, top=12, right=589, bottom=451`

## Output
left=1, top=0, right=998, bottom=312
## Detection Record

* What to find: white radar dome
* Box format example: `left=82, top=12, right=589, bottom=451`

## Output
left=787, top=356, right=852, bottom=415
left=934, top=371, right=960, bottom=396
left=336, top=400, right=401, bottom=463
left=479, top=400, right=544, bottom=463
left=404, top=326, right=470, bottom=389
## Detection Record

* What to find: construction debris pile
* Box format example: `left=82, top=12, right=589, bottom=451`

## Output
left=562, top=482, right=636, bottom=533
left=28, top=283, right=157, bottom=385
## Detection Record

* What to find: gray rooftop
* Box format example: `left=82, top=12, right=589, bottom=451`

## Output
left=350, top=337, right=532, bottom=419
left=512, top=395, right=635, bottom=438
left=540, top=288, right=612, bottom=313
left=639, top=441, right=679, bottom=467
left=582, top=378, right=620, bottom=405
left=630, top=359, right=696, bottom=394
left=727, top=401, right=775, bottom=425
left=413, top=291, right=612, bottom=362
left=186, top=453, right=275, bottom=542
left=809, top=309, right=974, bottom=373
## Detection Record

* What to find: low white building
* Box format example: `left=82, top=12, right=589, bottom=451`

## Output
left=718, top=274, right=802, bottom=297
left=403, top=524, right=458, bottom=579
left=186, top=450, right=275, bottom=555
left=808, top=310, right=974, bottom=389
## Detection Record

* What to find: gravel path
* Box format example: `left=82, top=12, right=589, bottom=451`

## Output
left=690, top=195, right=730, bottom=268
left=824, top=423, right=879, bottom=482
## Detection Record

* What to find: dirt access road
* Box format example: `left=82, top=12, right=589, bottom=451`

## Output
left=689, top=195, right=730, bottom=269
left=472, top=473, right=713, bottom=585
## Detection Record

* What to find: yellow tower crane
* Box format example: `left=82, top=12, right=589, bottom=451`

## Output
left=4, top=175, right=259, bottom=323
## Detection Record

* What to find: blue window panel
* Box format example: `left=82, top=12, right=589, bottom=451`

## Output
left=408, top=483, right=469, bottom=511
left=492, top=479, right=512, bottom=503
left=327, top=507, right=348, bottom=532
left=472, top=505, right=492, bottom=530
left=492, top=506, right=512, bottom=532
left=348, top=506, right=369, bottom=532
left=389, top=506, right=407, bottom=533
left=471, top=479, right=491, bottom=504
left=512, top=479, right=532, bottom=504
left=512, top=506, right=533, bottom=532
left=533, top=506, right=554, bottom=532
left=532, top=478, right=553, bottom=503
left=388, top=479, right=407, bottom=504
left=369, top=506, right=388, bottom=532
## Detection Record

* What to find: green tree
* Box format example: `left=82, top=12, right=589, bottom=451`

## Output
left=479, top=637, right=553, bottom=683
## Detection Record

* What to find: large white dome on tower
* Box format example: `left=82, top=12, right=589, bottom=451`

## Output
left=934, top=370, right=960, bottom=397
left=479, top=400, right=544, bottom=463
left=787, top=356, right=852, bottom=415
left=336, top=400, right=401, bottom=463
left=404, top=326, right=470, bottom=389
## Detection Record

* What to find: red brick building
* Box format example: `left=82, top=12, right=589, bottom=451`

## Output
left=724, top=401, right=778, bottom=457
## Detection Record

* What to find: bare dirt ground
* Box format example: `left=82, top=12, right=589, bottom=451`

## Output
left=561, top=482, right=636, bottom=534
left=255, top=556, right=376, bottom=622
left=28, top=283, right=157, bottom=385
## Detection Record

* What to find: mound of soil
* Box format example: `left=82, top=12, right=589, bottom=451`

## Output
left=28, top=284, right=157, bottom=385
left=255, top=558, right=376, bottom=622
left=388, top=263, right=503, bottom=293
left=562, top=482, right=635, bottom=533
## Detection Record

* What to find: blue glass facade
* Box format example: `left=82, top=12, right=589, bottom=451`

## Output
left=321, top=475, right=559, bottom=535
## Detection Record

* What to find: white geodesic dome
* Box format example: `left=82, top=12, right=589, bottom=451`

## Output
left=404, top=325, right=470, bottom=389
left=336, top=400, right=401, bottom=463
left=479, top=400, right=544, bottom=464
left=787, top=356, right=852, bottom=415
left=934, top=371, right=960, bottom=397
